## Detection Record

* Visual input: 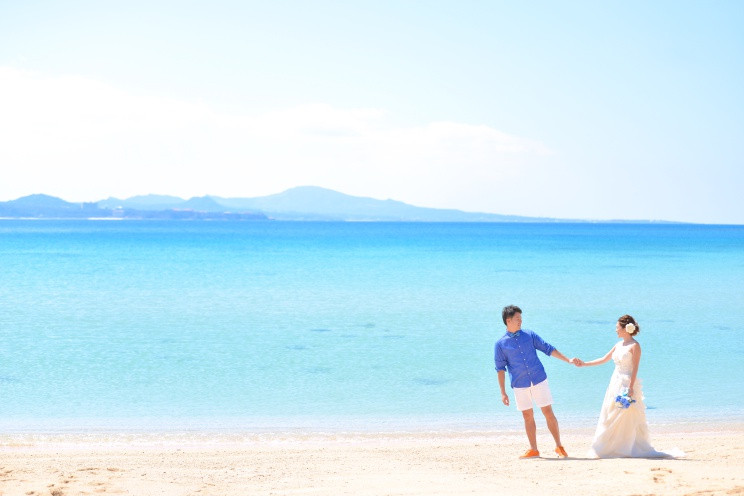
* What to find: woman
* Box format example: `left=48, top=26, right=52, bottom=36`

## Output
left=579, top=315, right=681, bottom=458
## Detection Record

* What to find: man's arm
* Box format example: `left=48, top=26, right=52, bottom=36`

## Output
left=497, top=370, right=509, bottom=406
left=550, top=349, right=577, bottom=364
left=532, top=332, right=578, bottom=363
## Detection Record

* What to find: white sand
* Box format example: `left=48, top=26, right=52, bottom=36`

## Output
left=1, top=424, right=743, bottom=495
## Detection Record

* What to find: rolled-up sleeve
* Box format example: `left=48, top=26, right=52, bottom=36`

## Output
left=531, top=332, right=555, bottom=357
left=494, top=343, right=507, bottom=371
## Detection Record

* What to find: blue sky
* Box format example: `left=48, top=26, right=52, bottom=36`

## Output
left=1, top=1, right=742, bottom=223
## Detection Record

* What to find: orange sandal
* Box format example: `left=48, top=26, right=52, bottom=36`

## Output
left=520, top=449, right=540, bottom=459
left=555, top=446, right=568, bottom=458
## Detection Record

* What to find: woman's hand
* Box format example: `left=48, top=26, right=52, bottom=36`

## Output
left=627, top=385, right=635, bottom=398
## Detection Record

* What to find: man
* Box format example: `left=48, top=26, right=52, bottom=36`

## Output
left=495, top=305, right=577, bottom=459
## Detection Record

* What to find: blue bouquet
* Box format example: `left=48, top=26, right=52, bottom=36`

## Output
left=615, top=388, right=636, bottom=409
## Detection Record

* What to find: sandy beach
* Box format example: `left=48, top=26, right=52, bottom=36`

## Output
left=1, top=423, right=742, bottom=496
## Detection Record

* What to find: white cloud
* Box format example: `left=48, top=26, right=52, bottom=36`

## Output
left=0, top=67, right=552, bottom=211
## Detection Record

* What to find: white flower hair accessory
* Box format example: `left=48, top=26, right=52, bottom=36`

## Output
left=625, top=323, right=636, bottom=334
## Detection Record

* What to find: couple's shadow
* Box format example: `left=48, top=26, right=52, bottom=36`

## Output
left=535, top=455, right=687, bottom=462
left=530, top=456, right=596, bottom=462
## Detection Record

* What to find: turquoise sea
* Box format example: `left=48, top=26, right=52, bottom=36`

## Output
left=1, top=221, right=742, bottom=433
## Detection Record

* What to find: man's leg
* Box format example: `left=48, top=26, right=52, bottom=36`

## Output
left=540, top=405, right=562, bottom=448
left=522, top=408, right=538, bottom=450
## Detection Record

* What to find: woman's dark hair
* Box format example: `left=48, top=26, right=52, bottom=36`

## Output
left=502, top=305, right=522, bottom=325
left=618, top=314, right=640, bottom=336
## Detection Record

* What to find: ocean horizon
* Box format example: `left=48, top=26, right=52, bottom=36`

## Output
left=1, top=220, right=742, bottom=434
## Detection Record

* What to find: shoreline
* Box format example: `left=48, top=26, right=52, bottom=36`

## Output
left=1, top=423, right=742, bottom=495
left=0, top=411, right=739, bottom=435
left=2, top=421, right=740, bottom=448
left=1, top=422, right=740, bottom=449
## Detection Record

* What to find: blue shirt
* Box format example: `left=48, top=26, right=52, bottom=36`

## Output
left=494, top=329, right=556, bottom=389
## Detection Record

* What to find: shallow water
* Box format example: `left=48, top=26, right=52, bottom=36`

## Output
left=1, top=220, right=742, bottom=432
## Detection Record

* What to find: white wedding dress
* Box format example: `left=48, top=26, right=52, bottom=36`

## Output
left=587, top=343, right=682, bottom=458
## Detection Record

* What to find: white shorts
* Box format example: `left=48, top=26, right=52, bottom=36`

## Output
left=514, top=379, right=553, bottom=411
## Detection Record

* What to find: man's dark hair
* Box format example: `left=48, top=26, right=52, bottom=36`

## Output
left=502, top=305, right=522, bottom=325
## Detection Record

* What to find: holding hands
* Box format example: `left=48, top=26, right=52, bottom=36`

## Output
left=570, top=357, right=585, bottom=367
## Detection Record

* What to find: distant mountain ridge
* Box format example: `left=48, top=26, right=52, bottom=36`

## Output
left=1, top=186, right=671, bottom=222
left=1, top=193, right=267, bottom=221
left=94, top=186, right=558, bottom=222
left=213, top=187, right=554, bottom=221
left=0, top=194, right=104, bottom=218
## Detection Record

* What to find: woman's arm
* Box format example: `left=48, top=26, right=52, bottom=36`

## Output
left=628, top=343, right=642, bottom=397
left=579, top=344, right=616, bottom=367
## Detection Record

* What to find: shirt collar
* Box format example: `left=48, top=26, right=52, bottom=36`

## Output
left=507, top=330, right=521, bottom=338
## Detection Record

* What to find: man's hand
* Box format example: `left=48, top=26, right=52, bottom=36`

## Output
left=570, top=357, right=584, bottom=367
left=501, top=393, right=510, bottom=406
